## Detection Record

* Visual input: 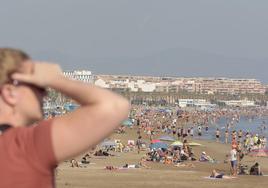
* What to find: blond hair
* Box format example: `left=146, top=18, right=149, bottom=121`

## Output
left=0, top=48, right=30, bottom=86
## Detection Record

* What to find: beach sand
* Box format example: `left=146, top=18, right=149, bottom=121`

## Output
left=56, top=129, right=268, bottom=188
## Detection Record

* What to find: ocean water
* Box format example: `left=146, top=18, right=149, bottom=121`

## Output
left=194, top=116, right=268, bottom=143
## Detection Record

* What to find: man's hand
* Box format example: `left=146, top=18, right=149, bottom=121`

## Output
left=11, top=61, right=63, bottom=88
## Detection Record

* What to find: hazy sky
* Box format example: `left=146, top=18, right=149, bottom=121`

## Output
left=1, top=0, right=268, bottom=82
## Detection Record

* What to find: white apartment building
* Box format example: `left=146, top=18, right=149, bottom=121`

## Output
left=198, top=78, right=265, bottom=94
left=178, top=99, right=212, bottom=108
left=127, top=80, right=156, bottom=92
left=94, top=75, right=266, bottom=95
left=95, top=77, right=156, bottom=92
left=95, top=79, right=110, bottom=88
left=63, top=70, right=95, bottom=83
left=222, top=100, right=256, bottom=107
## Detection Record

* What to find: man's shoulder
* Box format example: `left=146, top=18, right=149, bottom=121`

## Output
left=1, top=119, right=53, bottom=143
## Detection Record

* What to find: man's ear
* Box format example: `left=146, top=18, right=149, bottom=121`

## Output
left=0, top=85, right=18, bottom=106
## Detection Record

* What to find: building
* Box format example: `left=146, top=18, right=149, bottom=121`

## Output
left=95, top=78, right=109, bottom=88
left=95, top=75, right=156, bottom=92
left=222, top=100, right=256, bottom=107
left=178, top=99, right=212, bottom=108
left=63, top=70, right=95, bottom=83
left=94, top=75, right=266, bottom=95
left=198, top=78, right=266, bottom=95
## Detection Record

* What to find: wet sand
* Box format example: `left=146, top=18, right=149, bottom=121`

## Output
left=56, top=129, right=268, bottom=188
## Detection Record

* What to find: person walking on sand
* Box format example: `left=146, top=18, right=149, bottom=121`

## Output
left=230, top=146, right=238, bottom=176
left=136, top=136, right=142, bottom=154
left=0, top=48, right=130, bottom=187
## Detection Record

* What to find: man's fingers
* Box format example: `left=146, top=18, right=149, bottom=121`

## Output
left=11, top=73, right=34, bottom=84
left=17, top=61, right=34, bottom=74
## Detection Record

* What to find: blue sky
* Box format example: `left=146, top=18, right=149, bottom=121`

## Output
left=1, top=0, right=268, bottom=82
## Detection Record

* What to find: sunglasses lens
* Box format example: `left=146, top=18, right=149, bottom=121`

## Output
left=11, top=80, right=47, bottom=96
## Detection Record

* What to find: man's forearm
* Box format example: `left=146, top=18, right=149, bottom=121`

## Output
left=48, top=76, right=127, bottom=106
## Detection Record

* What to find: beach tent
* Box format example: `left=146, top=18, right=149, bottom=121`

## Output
left=171, top=141, right=183, bottom=147
left=151, top=139, right=161, bottom=144
left=159, top=135, right=176, bottom=142
left=249, top=149, right=268, bottom=157
left=122, top=119, right=133, bottom=127
left=150, top=142, right=168, bottom=150
left=188, top=142, right=202, bottom=147
left=100, top=140, right=116, bottom=147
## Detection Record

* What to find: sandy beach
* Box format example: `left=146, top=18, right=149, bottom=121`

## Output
left=56, top=128, right=268, bottom=188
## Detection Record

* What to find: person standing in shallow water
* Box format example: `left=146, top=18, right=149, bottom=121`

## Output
left=216, top=128, right=220, bottom=142
left=197, top=125, right=202, bottom=137
left=0, top=48, right=130, bottom=188
left=225, top=130, right=229, bottom=144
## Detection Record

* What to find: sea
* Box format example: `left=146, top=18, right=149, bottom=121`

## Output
left=195, top=116, right=268, bottom=143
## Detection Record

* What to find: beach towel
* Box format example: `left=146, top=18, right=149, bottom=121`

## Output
left=203, top=176, right=224, bottom=180
left=203, top=176, right=237, bottom=180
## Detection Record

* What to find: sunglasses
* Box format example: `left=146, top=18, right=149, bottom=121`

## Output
left=12, top=80, right=48, bottom=96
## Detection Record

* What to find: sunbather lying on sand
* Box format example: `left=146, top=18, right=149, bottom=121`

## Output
left=105, top=158, right=151, bottom=171
left=105, top=164, right=140, bottom=170
left=105, top=166, right=118, bottom=170
left=210, top=170, right=237, bottom=179
left=175, top=163, right=195, bottom=168
left=94, top=150, right=114, bottom=156
left=122, top=164, right=140, bottom=169
left=139, top=157, right=151, bottom=169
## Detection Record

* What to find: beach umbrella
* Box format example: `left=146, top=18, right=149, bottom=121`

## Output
left=159, top=135, right=176, bottom=142
left=171, top=141, right=183, bottom=147
left=64, top=103, right=79, bottom=111
left=157, top=108, right=165, bottom=113
left=151, top=139, right=161, bottom=144
left=249, top=149, right=268, bottom=157
left=150, top=142, right=168, bottom=150
left=188, top=142, right=202, bottom=147
left=164, top=109, right=172, bottom=113
left=100, top=140, right=116, bottom=147
left=122, top=119, right=133, bottom=127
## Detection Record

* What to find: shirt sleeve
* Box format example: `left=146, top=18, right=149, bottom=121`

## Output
left=32, top=120, right=57, bottom=169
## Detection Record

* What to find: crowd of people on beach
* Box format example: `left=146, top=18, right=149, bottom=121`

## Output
left=141, top=106, right=267, bottom=174
left=131, top=106, right=267, bottom=142
left=67, top=105, right=267, bottom=179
